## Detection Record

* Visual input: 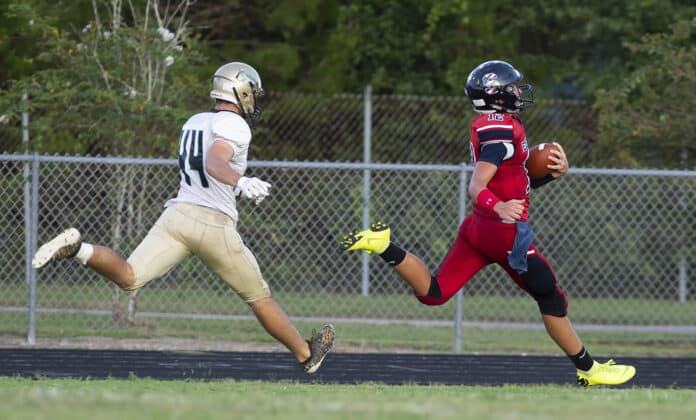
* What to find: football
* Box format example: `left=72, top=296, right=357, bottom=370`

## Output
left=526, top=143, right=560, bottom=180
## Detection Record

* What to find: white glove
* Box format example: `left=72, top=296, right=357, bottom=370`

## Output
left=236, top=176, right=271, bottom=204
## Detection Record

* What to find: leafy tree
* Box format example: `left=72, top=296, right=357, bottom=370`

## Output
left=2, top=0, right=695, bottom=168
left=0, top=0, right=94, bottom=83
left=185, top=0, right=341, bottom=91
left=315, top=0, right=491, bottom=94
left=0, top=0, right=211, bottom=326
left=593, top=18, right=696, bottom=168
left=317, top=0, right=696, bottom=98
left=507, top=0, right=696, bottom=98
left=0, top=0, right=206, bottom=156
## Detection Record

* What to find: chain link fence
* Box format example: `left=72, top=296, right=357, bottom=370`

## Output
left=1, top=154, right=695, bottom=347
left=254, top=92, right=598, bottom=166
left=2, top=91, right=602, bottom=167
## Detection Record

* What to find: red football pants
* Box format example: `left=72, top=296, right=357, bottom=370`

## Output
left=416, top=213, right=567, bottom=311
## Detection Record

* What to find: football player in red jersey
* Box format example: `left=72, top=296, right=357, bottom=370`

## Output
left=343, top=60, right=635, bottom=386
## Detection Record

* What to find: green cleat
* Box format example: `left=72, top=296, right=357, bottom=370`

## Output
left=341, top=221, right=391, bottom=254
left=577, top=359, right=636, bottom=386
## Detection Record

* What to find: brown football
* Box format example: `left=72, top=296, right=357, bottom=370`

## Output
left=526, top=143, right=560, bottom=180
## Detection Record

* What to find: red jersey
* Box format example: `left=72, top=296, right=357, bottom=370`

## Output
left=469, top=113, right=530, bottom=221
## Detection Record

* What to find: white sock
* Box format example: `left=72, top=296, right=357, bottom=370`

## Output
left=75, top=243, right=94, bottom=265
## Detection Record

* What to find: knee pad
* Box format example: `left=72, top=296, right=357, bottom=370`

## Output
left=416, top=275, right=448, bottom=306
left=520, top=255, right=556, bottom=296
left=427, top=275, right=442, bottom=299
left=521, top=255, right=567, bottom=317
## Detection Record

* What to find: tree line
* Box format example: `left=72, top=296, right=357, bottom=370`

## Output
left=0, top=0, right=694, bottom=168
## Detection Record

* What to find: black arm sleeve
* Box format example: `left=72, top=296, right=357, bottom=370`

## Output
left=479, top=142, right=509, bottom=166
left=530, top=173, right=555, bottom=189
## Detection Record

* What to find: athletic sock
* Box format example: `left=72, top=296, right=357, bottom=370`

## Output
left=378, top=243, right=407, bottom=266
left=75, top=243, right=94, bottom=265
left=569, top=346, right=594, bottom=371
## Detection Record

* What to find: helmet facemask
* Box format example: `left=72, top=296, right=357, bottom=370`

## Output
left=229, top=78, right=264, bottom=128
left=511, top=83, right=534, bottom=110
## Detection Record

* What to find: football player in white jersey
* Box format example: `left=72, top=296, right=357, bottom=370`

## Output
left=32, top=62, right=334, bottom=374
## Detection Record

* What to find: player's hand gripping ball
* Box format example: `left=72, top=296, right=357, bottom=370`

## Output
left=526, top=143, right=561, bottom=180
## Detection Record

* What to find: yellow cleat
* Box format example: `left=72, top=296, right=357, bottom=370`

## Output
left=341, top=221, right=391, bottom=254
left=577, top=359, right=636, bottom=386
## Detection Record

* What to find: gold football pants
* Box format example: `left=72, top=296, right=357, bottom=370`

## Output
left=126, top=202, right=270, bottom=302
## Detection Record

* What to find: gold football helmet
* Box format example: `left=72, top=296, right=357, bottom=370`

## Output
left=210, top=62, right=264, bottom=125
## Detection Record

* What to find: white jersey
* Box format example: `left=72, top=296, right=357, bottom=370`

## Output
left=165, top=110, right=251, bottom=221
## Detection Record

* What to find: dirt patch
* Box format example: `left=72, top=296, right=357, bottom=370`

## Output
left=0, top=335, right=384, bottom=353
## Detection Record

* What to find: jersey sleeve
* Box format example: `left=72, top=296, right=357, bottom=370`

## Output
left=473, top=114, right=516, bottom=164
left=479, top=142, right=510, bottom=166
left=211, top=112, right=252, bottom=157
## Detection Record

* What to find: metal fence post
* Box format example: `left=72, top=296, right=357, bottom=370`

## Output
left=678, top=191, right=688, bottom=303
left=454, top=163, right=469, bottom=353
left=21, top=92, right=38, bottom=345
left=22, top=93, right=31, bottom=279
left=23, top=93, right=32, bottom=289
left=679, top=258, right=687, bottom=303
left=361, top=85, right=372, bottom=296
left=27, top=153, right=39, bottom=345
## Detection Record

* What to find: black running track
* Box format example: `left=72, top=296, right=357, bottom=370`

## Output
left=1, top=349, right=694, bottom=388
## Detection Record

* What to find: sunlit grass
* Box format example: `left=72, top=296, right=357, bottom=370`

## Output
left=1, top=378, right=695, bottom=420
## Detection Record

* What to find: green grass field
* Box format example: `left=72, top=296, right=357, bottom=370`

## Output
left=1, top=378, right=695, bottom=420
left=3, top=284, right=696, bottom=420
left=3, top=280, right=696, bottom=356
left=5, top=281, right=696, bottom=325
left=2, top=311, right=696, bottom=357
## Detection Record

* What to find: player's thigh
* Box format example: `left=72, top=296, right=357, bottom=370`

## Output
left=476, top=218, right=517, bottom=261
left=434, top=222, right=490, bottom=299
left=126, top=209, right=191, bottom=290
left=197, top=224, right=270, bottom=302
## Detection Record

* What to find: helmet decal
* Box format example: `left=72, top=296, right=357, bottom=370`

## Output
left=482, top=72, right=499, bottom=86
